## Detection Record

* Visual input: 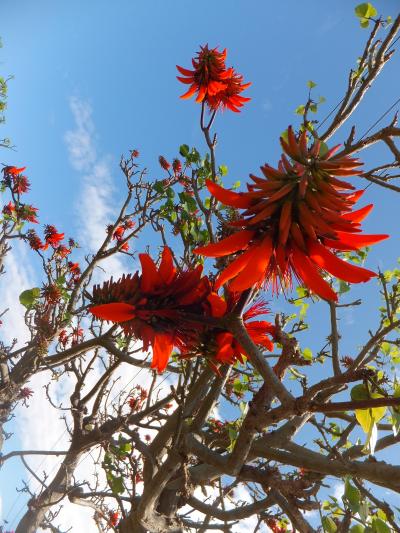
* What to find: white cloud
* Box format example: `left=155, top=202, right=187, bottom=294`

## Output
left=0, top=241, right=35, bottom=347
left=65, top=96, right=126, bottom=280
left=64, top=97, right=96, bottom=172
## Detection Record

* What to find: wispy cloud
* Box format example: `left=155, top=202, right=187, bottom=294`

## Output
left=64, top=97, right=96, bottom=172
left=0, top=241, right=35, bottom=347
left=65, top=96, right=125, bottom=279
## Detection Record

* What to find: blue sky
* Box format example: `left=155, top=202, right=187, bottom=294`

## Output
left=1, top=0, right=400, bottom=530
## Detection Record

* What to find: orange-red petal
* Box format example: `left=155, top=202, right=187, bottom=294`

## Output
left=308, top=240, right=376, bottom=283
left=159, top=246, right=176, bottom=284
left=229, top=236, right=273, bottom=292
left=214, top=246, right=255, bottom=290
left=140, top=253, right=163, bottom=292
left=180, top=84, right=198, bottom=100
left=176, top=65, right=194, bottom=77
left=90, top=303, right=135, bottom=323
left=207, top=292, right=227, bottom=317
left=291, top=246, right=337, bottom=301
left=326, top=232, right=389, bottom=251
left=342, top=204, right=373, bottom=223
left=194, top=230, right=254, bottom=257
left=206, top=180, right=253, bottom=209
left=215, top=332, right=235, bottom=363
left=151, top=333, right=174, bottom=373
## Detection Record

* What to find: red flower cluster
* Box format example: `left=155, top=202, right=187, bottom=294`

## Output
left=158, top=155, right=171, bottom=171
left=128, top=385, right=148, bottom=411
left=44, top=225, right=64, bottom=248
left=172, top=158, right=182, bottom=174
left=211, top=299, right=274, bottom=365
left=177, top=45, right=250, bottom=112
left=42, top=283, right=63, bottom=304
left=27, top=226, right=68, bottom=253
left=58, top=327, right=84, bottom=347
left=108, top=510, right=119, bottom=527
left=89, top=247, right=222, bottom=372
left=2, top=166, right=30, bottom=194
left=108, top=220, right=135, bottom=251
left=2, top=202, right=39, bottom=223
left=194, top=127, right=388, bottom=301
left=26, top=230, right=47, bottom=251
left=89, top=247, right=276, bottom=371
left=68, top=261, right=81, bottom=283
left=56, top=245, right=71, bottom=258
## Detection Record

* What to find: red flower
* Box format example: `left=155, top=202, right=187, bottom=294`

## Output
left=177, top=45, right=230, bottom=103
left=131, top=149, right=140, bottom=158
left=2, top=201, right=15, bottom=216
left=159, top=156, right=171, bottom=171
left=194, top=127, right=388, bottom=301
left=172, top=158, right=182, bottom=174
left=124, top=219, right=135, bottom=229
left=26, top=230, right=48, bottom=251
left=19, top=387, right=34, bottom=399
left=56, top=245, right=71, bottom=258
left=113, top=225, right=125, bottom=240
left=44, top=225, right=64, bottom=247
left=68, top=262, right=81, bottom=283
left=12, top=174, right=30, bottom=195
left=68, top=262, right=80, bottom=274
left=58, top=329, right=69, bottom=347
left=207, top=298, right=274, bottom=365
left=177, top=45, right=250, bottom=112
left=108, top=511, right=119, bottom=527
left=207, top=69, right=251, bottom=113
left=2, top=165, right=26, bottom=177
left=89, top=247, right=223, bottom=372
left=128, top=397, right=138, bottom=410
left=19, top=204, right=39, bottom=223
left=42, top=283, right=62, bottom=304
left=71, top=327, right=84, bottom=345
left=120, top=242, right=129, bottom=251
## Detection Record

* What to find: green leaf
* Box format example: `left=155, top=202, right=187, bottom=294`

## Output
left=153, top=180, right=165, bottom=194
left=380, top=342, right=391, bottom=356
left=322, top=515, right=337, bottom=533
left=307, top=80, right=317, bottom=89
left=362, top=418, right=378, bottom=455
left=319, top=141, right=329, bottom=157
left=350, top=526, right=365, bottom=533
left=19, top=287, right=41, bottom=308
left=303, top=348, right=313, bottom=361
left=355, top=3, right=378, bottom=27
left=299, top=302, right=309, bottom=319
left=310, top=104, right=318, bottom=113
left=179, top=144, right=190, bottom=157
left=295, top=104, right=306, bottom=115
left=355, top=3, right=377, bottom=18
left=372, top=517, right=391, bottom=533
left=319, top=95, right=327, bottom=104
left=227, top=425, right=238, bottom=452
left=56, top=274, right=67, bottom=287
left=219, top=165, right=228, bottom=176
left=359, top=500, right=370, bottom=522
left=338, top=280, right=350, bottom=294
left=296, top=287, right=308, bottom=298
left=109, top=475, right=125, bottom=494
left=343, top=478, right=361, bottom=513
left=351, top=384, right=369, bottom=401
left=281, top=129, right=289, bottom=143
